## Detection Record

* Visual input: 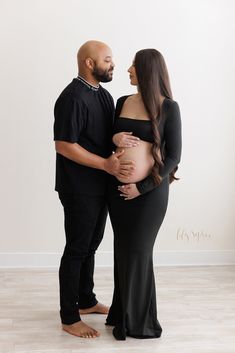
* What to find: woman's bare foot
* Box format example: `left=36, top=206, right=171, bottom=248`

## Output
left=79, top=302, right=109, bottom=315
left=62, top=321, right=100, bottom=338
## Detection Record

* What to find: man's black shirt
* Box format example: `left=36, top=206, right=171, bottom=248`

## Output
left=54, top=78, right=115, bottom=195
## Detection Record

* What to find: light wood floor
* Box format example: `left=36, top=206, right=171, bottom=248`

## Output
left=0, top=265, right=234, bottom=353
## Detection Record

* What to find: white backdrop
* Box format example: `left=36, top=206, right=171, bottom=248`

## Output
left=0, top=0, right=235, bottom=267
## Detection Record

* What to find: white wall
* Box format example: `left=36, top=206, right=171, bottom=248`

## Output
left=0, top=0, right=235, bottom=267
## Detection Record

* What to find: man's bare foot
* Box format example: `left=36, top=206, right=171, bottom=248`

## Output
left=79, top=302, right=109, bottom=315
left=62, top=321, right=100, bottom=338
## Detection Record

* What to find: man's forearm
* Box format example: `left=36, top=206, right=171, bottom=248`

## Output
left=55, top=141, right=106, bottom=171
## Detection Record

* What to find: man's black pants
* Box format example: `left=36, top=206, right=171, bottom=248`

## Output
left=58, top=192, right=108, bottom=325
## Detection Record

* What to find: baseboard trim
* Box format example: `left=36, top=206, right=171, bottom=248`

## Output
left=0, top=250, right=234, bottom=268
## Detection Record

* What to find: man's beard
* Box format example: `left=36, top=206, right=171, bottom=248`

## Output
left=92, top=65, right=113, bottom=83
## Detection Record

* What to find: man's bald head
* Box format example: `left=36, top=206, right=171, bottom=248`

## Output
left=77, top=41, right=112, bottom=67
left=77, top=40, right=114, bottom=83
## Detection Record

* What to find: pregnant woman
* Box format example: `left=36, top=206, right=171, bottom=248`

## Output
left=106, top=49, right=182, bottom=340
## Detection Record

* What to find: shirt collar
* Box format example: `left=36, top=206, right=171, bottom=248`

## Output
left=76, top=75, right=99, bottom=91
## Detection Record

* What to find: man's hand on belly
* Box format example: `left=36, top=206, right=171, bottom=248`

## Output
left=104, top=150, right=136, bottom=178
left=118, top=183, right=141, bottom=200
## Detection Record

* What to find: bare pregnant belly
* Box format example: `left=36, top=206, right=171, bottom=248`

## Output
left=116, top=140, right=155, bottom=183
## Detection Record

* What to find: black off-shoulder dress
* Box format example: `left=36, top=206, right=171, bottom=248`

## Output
left=106, top=95, right=182, bottom=340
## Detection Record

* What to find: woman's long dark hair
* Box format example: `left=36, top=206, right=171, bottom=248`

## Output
left=134, top=48, right=179, bottom=184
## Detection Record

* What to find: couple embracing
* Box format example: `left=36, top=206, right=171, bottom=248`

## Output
left=53, top=40, right=182, bottom=340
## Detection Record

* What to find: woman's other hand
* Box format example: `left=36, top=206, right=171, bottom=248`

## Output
left=118, top=183, right=141, bottom=200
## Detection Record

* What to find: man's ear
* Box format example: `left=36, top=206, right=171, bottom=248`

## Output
left=85, top=57, right=94, bottom=70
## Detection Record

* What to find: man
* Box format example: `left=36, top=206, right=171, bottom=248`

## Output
left=53, top=40, right=135, bottom=338
left=54, top=41, right=134, bottom=338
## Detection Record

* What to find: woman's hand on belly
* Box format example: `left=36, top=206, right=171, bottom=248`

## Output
left=112, top=132, right=140, bottom=147
left=118, top=183, right=141, bottom=200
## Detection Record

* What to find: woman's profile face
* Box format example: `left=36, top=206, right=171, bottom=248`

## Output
left=128, top=60, right=138, bottom=86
